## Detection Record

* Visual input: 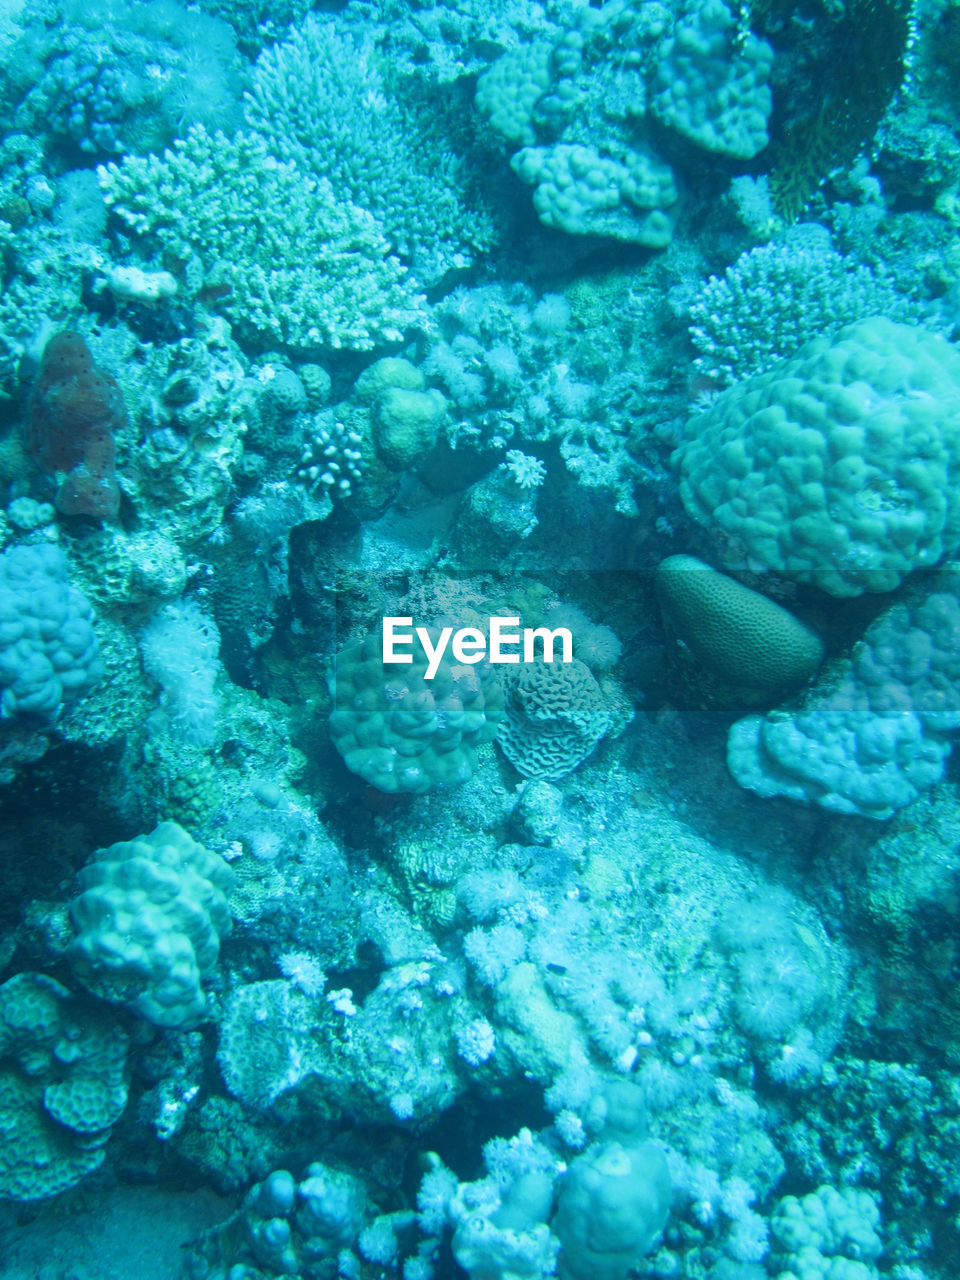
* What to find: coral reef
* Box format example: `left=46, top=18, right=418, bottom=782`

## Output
left=3, top=0, right=242, bottom=159
left=476, top=0, right=772, bottom=244
left=728, top=578, right=960, bottom=818
left=0, top=972, right=128, bottom=1201
left=0, top=542, right=101, bottom=721
left=2, top=1, right=960, bottom=1276
left=688, top=229, right=938, bottom=388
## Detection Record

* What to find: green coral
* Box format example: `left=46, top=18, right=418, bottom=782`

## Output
left=476, top=5, right=681, bottom=245
left=98, top=126, right=427, bottom=353
left=511, top=142, right=677, bottom=247
left=475, top=39, right=553, bottom=145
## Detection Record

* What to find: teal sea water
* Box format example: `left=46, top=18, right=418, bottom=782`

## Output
left=1, top=1, right=959, bottom=1277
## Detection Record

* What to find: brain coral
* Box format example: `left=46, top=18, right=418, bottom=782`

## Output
left=674, top=318, right=960, bottom=596
left=497, top=657, right=608, bottom=780
left=67, top=821, right=234, bottom=1027
left=656, top=555, right=824, bottom=704
left=328, top=628, right=504, bottom=794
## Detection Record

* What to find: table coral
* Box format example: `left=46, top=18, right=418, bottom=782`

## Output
left=98, top=126, right=427, bottom=353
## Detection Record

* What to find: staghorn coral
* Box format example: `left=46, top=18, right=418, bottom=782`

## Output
left=244, top=13, right=494, bottom=284
left=688, top=231, right=937, bottom=388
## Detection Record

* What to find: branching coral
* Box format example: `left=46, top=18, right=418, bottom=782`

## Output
left=99, top=126, right=427, bottom=353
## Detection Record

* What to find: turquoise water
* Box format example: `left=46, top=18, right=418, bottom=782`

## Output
left=0, top=1, right=958, bottom=1277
